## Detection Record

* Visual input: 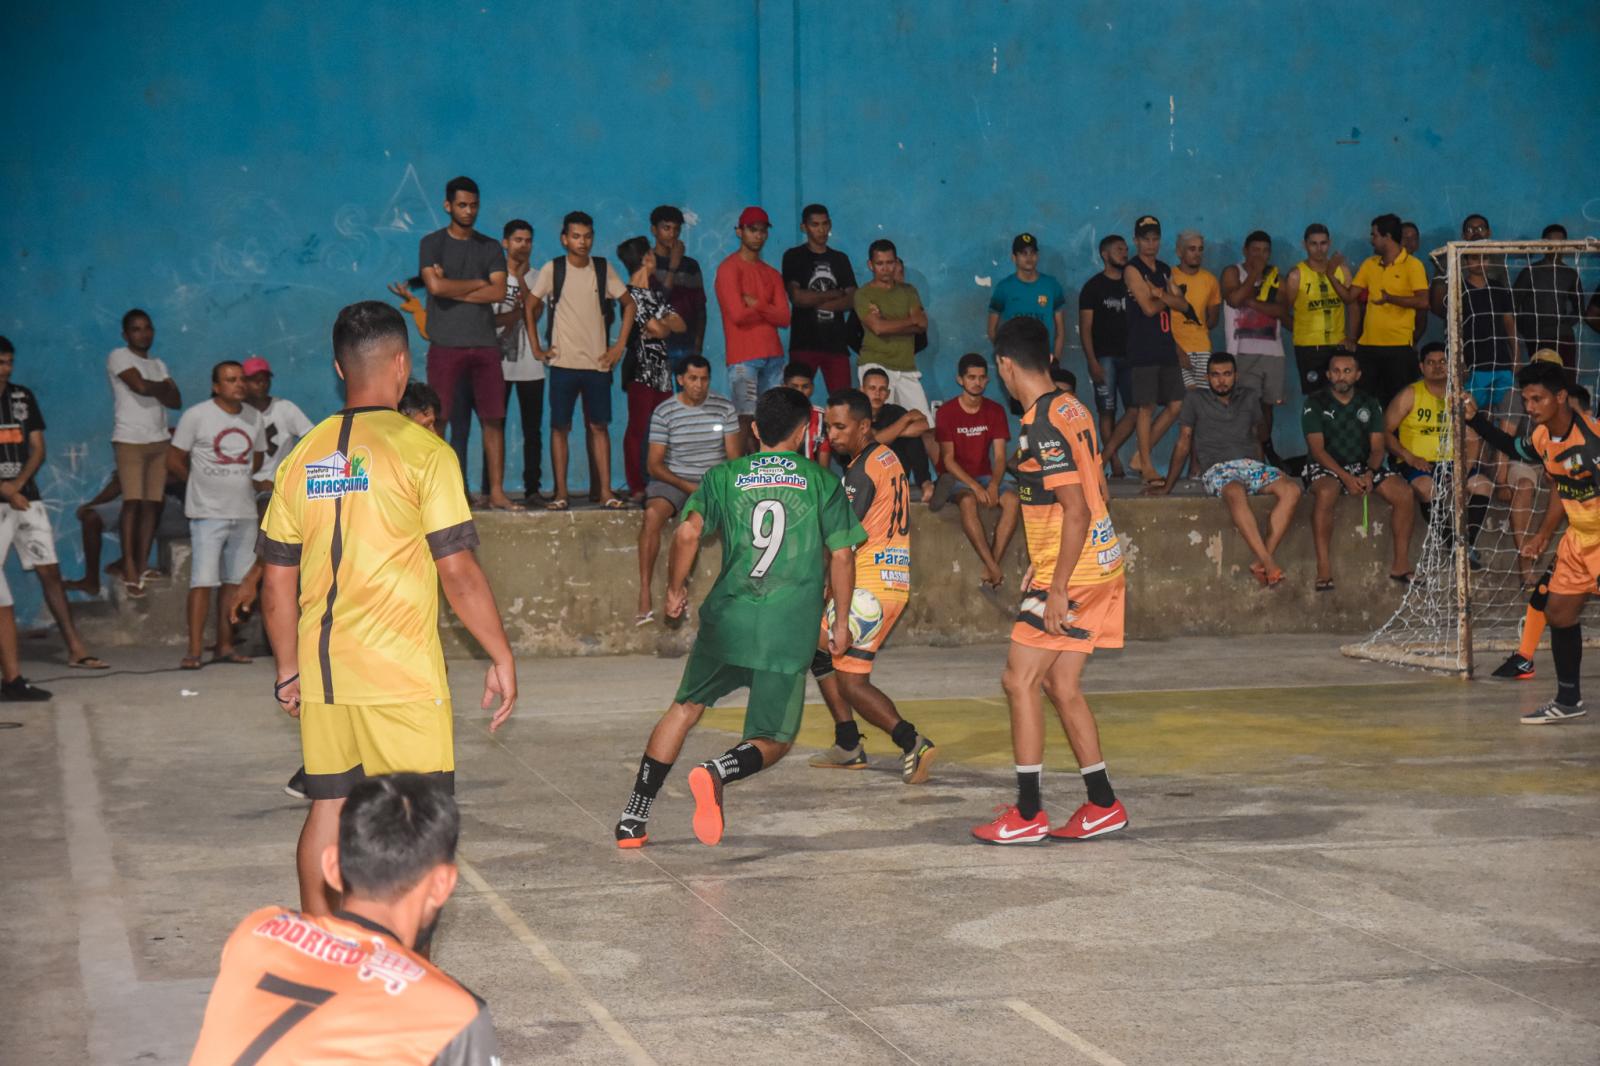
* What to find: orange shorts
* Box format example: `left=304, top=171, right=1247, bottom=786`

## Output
left=819, top=590, right=907, bottom=674
left=1011, top=575, right=1125, bottom=654
left=1548, top=533, right=1600, bottom=597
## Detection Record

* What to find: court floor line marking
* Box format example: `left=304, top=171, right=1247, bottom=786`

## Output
left=1003, top=1000, right=1128, bottom=1066
left=1131, top=837, right=1600, bottom=1029
left=455, top=856, right=658, bottom=1065
left=485, top=735, right=925, bottom=1065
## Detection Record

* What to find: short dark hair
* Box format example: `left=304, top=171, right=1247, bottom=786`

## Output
left=868, top=238, right=897, bottom=260
left=1098, top=234, right=1126, bottom=254
left=444, top=176, right=478, bottom=201
left=0, top=336, right=12, bottom=356
left=1303, top=223, right=1329, bottom=240
left=333, top=300, right=409, bottom=374
left=503, top=218, right=532, bottom=239
left=1327, top=350, right=1360, bottom=371
left=1050, top=365, right=1077, bottom=393
left=1208, top=351, right=1237, bottom=370
left=783, top=360, right=815, bottom=383
left=677, top=353, right=711, bottom=377
left=1401, top=220, right=1420, bottom=234
left=801, top=203, right=829, bottom=223
left=1517, top=358, right=1570, bottom=395
left=615, top=236, right=651, bottom=275
left=338, top=773, right=459, bottom=903
left=399, top=380, right=441, bottom=418
left=993, top=316, right=1049, bottom=372
left=826, top=387, right=873, bottom=423
left=1371, top=214, right=1403, bottom=243
left=211, top=359, right=242, bottom=383
left=1543, top=223, right=1568, bottom=240
left=562, top=211, right=594, bottom=234
left=957, top=352, right=988, bottom=376
left=1244, top=229, right=1271, bottom=248
left=1570, top=383, right=1591, bottom=409
left=861, top=366, right=890, bottom=384
left=649, top=205, right=684, bottom=227
left=1462, top=213, right=1489, bottom=232
left=753, top=386, right=812, bottom=446
left=1419, top=341, right=1447, bottom=365
left=122, top=308, right=151, bottom=331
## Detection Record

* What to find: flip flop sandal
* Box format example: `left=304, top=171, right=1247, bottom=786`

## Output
left=69, top=656, right=110, bottom=669
left=214, top=652, right=254, bottom=664
left=601, top=498, right=626, bottom=510
left=634, top=611, right=655, bottom=626
left=545, top=498, right=571, bottom=511
left=1315, top=578, right=1335, bottom=592
left=1389, top=571, right=1413, bottom=584
left=179, top=657, right=202, bottom=670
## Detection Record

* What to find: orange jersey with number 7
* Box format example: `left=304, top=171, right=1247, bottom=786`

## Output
left=841, top=441, right=911, bottom=602
left=1012, top=390, right=1123, bottom=589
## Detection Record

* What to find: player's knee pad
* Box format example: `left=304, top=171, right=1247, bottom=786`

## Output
left=810, top=648, right=834, bottom=680
left=1530, top=571, right=1552, bottom=612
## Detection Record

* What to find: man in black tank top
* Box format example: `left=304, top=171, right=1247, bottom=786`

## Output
left=1109, top=215, right=1190, bottom=487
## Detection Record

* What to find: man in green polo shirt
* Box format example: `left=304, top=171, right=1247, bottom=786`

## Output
left=1350, top=213, right=1429, bottom=405
left=1301, top=351, right=1416, bottom=589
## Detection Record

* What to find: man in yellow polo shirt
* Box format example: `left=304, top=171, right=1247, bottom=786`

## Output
left=260, top=301, right=518, bottom=916
left=1350, top=213, right=1429, bottom=404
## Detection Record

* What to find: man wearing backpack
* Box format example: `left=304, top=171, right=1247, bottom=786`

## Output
left=530, top=211, right=638, bottom=510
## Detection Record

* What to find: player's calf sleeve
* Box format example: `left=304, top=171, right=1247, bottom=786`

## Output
left=709, top=741, right=765, bottom=783
left=1466, top=494, right=1490, bottom=545
left=1550, top=624, right=1583, bottom=706
left=622, top=755, right=673, bottom=822
left=1080, top=761, right=1116, bottom=808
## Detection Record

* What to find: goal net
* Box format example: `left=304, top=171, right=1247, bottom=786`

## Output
left=1344, top=238, right=1600, bottom=676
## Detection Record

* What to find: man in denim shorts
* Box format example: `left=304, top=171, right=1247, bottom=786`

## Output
left=1148, top=353, right=1301, bottom=586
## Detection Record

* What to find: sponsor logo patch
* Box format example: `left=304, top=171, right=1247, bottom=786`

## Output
left=305, top=450, right=371, bottom=500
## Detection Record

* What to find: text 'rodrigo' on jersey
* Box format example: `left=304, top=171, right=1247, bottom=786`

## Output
left=841, top=441, right=911, bottom=602
left=1012, top=390, right=1123, bottom=590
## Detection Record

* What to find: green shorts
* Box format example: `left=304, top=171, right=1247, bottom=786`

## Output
left=674, top=643, right=807, bottom=743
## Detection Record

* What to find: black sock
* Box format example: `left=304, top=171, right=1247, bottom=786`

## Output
left=622, top=755, right=672, bottom=822
left=1080, top=761, right=1116, bottom=807
left=1551, top=624, right=1583, bottom=706
left=710, top=741, right=765, bottom=783
left=1016, top=765, right=1042, bottom=820
left=1466, top=494, right=1490, bottom=546
left=890, top=720, right=918, bottom=754
left=834, top=719, right=861, bottom=751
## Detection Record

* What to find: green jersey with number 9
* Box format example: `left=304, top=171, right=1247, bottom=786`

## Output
left=682, top=450, right=866, bottom=673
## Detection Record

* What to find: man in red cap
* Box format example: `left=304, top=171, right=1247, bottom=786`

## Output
left=714, top=207, right=790, bottom=449
left=242, top=356, right=314, bottom=503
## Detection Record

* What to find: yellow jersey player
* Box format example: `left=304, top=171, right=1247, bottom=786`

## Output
left=1469, top=359, right=1600, bottom=723
left=189, top=775, right=498, bottom=1065
left=973, top=317, right=1128, bottom=845
left=259, top=302, right=517, bottom=914
left=806, top=388, right=937, bottom=782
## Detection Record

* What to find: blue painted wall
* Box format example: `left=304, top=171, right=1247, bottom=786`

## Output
left=3, top=0, right=1598, bottom=622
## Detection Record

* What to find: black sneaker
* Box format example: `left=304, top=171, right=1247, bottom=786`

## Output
left=1490, top=654, right=1535, bottom=680
left=283, top=767, right=309, bottom=800
left=615, top=817, right=649, bottom=849
left=0, top=676, right=51, bottom=701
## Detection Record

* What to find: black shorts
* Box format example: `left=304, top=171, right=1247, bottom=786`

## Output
left=1303, top=460, right=1393, bottom=492
left=1294, top=344, right=1343, bottom=396
left=1129, top=364, right=1184, bottom=407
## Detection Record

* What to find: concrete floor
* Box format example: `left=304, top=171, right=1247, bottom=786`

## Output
left=2, top=634, right=1597, bottom=1065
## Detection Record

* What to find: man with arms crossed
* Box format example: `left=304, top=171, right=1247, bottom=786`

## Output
left=106, top=308, right=181, bottom=596
left=1113, top=215, right=1190, bottom=487
left=1079, top=235, right=1131, bottom=478
left=613, top=388, right=864, bottom=848
left=188, top=775, right=499, bottom=1065
left=806, top=388, right=937, bottom=781
left=973, top=318, right=1128, bottom=845
left=1279, top=223, right=1356, bottom=398
left=783, top=203, right=859, bottom=395
left=260, top=302, right=517, bottom=914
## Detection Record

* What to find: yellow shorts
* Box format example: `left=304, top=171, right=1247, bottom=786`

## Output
left=299, top=698, right=455, bottom=800
left=1011, top=575, right=1126, bottom=654
left=1549, top=533, right=1600, bottom=597
left=819, top=590, right=907, bottom=674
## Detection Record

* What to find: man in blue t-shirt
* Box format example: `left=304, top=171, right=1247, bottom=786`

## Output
left=987, top=232, right=1068, bottom=364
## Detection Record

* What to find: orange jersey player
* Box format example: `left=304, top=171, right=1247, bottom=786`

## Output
left=973, top=317, right=1129, bottom=845
left=189, top=775, right=498, bottom=1065
left=807, top=388, right=938, bottom=782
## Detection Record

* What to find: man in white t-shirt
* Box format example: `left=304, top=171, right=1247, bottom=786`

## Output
left=494, top=220, right=545, bottom=502
left=167, top=361, right=264, bottom=670
left=242, top=356, right=314, bottom=502
left=107, top=308, right=182, bottom=597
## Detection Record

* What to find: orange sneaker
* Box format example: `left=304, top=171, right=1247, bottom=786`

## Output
left=1049, top=799, right=1128, bottom=841
left=687, top=765, right=725, bottom=846
left=971, top=804, right=1050, bottom=845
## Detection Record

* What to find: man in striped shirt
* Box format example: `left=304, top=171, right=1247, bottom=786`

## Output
left=636, top=355, right=741, bottom=623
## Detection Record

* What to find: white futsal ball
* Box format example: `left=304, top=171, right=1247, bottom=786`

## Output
left=827, top=588, right=885, bottom=646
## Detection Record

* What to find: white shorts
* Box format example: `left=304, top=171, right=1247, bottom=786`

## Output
left=860, top=364, right=931, bottom=419
left=0, top=500, right=59, bottom=608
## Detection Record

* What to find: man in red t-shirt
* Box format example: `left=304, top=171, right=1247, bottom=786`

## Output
left=932, top=353, right=1019, bottom=588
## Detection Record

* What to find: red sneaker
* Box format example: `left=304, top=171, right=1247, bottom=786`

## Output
left=687, top=764, right=725, bottom=846
left=1049, top=799, right=1128, bottom=841
left=971, top=805, right=1050, bottom=845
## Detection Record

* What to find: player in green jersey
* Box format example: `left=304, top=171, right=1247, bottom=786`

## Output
left=615, top=387, right=867, bottom=847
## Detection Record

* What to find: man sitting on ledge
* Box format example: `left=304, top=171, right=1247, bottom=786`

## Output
left=1148, top=352, right=1301, bottom=587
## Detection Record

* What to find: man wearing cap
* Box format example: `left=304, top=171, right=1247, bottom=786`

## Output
left=242, top=356, right=314, bottom=503
left=714, top=207, right=791, bottom=449
left=987, top=232, right=1068, bottom=365
left=1112, top=215, right=1190, bottom=486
